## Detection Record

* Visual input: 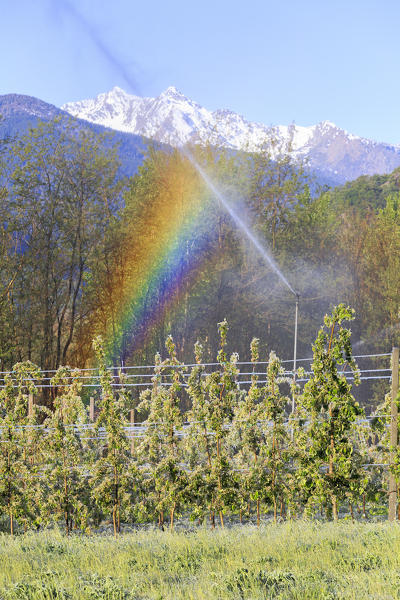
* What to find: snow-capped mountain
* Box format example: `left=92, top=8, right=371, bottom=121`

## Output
left=62, top=86, right=400, bottom=183
left=62, top=85, right=317, bottom=150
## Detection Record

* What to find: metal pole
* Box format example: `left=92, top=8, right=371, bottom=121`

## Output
left=290, top=294, right=299, bottom=442
left=389, top=346, right=399, bottom=521
left=292, top=293, right=299, bottom=415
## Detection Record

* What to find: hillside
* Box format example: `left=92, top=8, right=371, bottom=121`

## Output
left=0, top=93, right=150, bottom=179
left=325, top=167, right=400, bottom=210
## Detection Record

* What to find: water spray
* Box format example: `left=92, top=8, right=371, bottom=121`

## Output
left=183, top=149, right=296, bottom=295
left=182, top=149, right=300, bottom=417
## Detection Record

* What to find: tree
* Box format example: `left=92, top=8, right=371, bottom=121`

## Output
left=0, top=361, right=40, bottom=534
left=229, top=337, right=263, bottom=524
left=231, top=344, right=292, bottom=524
left=137, top=336, right=188, bottom=530
left=259, top=351, right=291, bottom=521
left=353, top=194, right=400, bottom=349
left=90, top=337, right=133, bottom=536
left=187, top=320, right=241, bottom=527
left=2, top=117, right=123, bottom=372
left=43, top=367, right=89, bottom=534
left=248, top=126, right=312, bottom=252
left=295, top=305, right=364, bottom=520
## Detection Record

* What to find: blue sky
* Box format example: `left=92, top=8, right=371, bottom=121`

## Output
left=2, top=0, right=400, bottom=143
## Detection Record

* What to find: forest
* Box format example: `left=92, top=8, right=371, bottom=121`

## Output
left=0, top=117, right=399, bottom=382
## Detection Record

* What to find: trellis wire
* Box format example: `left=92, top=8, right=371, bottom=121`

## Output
left=0, top=352, right=392, bottom=446
left=0, top=367, right=391, bottom=384
left=0, top=352, right=390, bottom=377
left=0, top=352, right=391, bottom=389
left=0, top=413, right=392, bottom=442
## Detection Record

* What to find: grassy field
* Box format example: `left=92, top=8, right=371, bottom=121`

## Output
left=1, top=522, right=400, bottom=599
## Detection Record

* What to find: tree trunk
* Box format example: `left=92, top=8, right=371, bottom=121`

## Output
left=113, top=465, right=119, bottom=537
left=329, top=403, right=338, bottom=521
left=112, top=506, right=117, bottom=538
left=170, top=503, right=176, bottom=531
left=349, top=504, right=355, bottom=522
left=332, top=496, right=338, bottom=521
left=210, top=511, right=215, bottom=529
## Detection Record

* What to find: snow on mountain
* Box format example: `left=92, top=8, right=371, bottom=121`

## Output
left=62, top=87, right=400, bottom=183
left=62, top=86, right=315, bottom=151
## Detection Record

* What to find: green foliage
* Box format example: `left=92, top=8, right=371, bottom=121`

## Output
left=0, top=117, right=123, bottom=371
left=295, top=305, right=366, bottom=519
left=0, top=361, right=41, bottom=534
left=137, top=335, right=188, bottom=529
left=247, top=125, right=312, bottom=251
left=79, top=574, right=128, bottom=600
left=3, top=119, right=400, bottom=387
left=90, top=337, right=134, bottom=536
left=186, top=320, right=241, bottom=527
left=230, top=342, right=291, bottom=524
left=43, top=367, right=89, bottom=533
left=0, top=310, right=396, bottom=531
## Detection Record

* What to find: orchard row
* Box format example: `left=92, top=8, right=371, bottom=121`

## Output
left=0, top=306, right=394, bottom=536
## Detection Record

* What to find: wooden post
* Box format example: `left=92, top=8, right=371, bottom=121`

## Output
left=130, top=408, right=135, bottom=455
left=28, top=394, right=34, bottom=418
left=89, top=397, right=95, bottom=422
left=389, top=347, right=399, bottom=521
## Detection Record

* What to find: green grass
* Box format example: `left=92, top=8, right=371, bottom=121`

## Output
left=1, top=522, right=400, bottom=599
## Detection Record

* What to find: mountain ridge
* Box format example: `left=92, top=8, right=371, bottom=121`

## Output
left=61, top=86, right=400, bottom=183
left=0, top=93, right=152, bottom=179
left=2, top=90, right=400, bottom=185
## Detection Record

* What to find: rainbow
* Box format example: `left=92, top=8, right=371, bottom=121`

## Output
left=95, top=150, right=222, bottom=361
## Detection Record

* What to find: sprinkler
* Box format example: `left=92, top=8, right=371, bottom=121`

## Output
left=292, top=292, right=300, bottom=414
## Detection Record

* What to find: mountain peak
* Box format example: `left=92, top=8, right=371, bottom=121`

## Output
left=109, top=86, right=130, bottom=97
left=318, top=120, right=337, bottom=129
left=160, top=86, right=186, bottom=100
left=0, top=93, right=61, bottom=119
